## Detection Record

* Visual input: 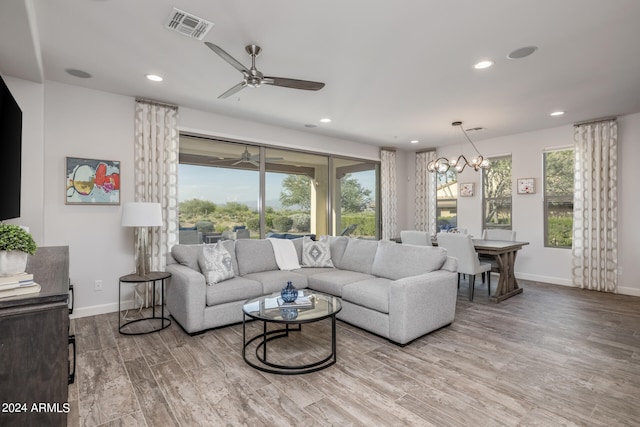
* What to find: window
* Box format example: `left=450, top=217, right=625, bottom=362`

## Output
left=178, top=135, right=379, bottom=242
left=331, top=158, right=378, bottom=238
left=483, top=156, right=512, bottom=229
left=436, top=169, right=457, bottom=231
left=544, top=149, right=574, bottom=248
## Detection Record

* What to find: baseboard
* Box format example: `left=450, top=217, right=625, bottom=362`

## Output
left=516, top=273, right=640, bottom=297
left=514, top=273, right=573, bottom=287
left=70, top=299, right=140, bottom=319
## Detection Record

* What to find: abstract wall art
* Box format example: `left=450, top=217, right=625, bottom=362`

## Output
left=65, top=157, right=121, bottom=205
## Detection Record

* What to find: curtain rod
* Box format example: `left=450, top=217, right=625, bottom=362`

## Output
left=573, top=116, right=617, bottom=127
left=135, top=97, right=178, bottom=110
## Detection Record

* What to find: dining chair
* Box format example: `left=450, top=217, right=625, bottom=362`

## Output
left=482, top=229, right=516, bottom=241
left=436, top=232, right=491, bottom=301
left=400, top=230, right=432, bottom=246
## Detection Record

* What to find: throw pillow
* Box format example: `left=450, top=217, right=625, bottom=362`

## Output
left=198, top=241, right=235, bottom=285
left=301, top=236, right=334, bottom=268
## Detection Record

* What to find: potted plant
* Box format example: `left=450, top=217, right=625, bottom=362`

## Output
left=0, top=224, right=37, bottom=276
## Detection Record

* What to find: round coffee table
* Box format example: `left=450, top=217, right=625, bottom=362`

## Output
left=242, top=290, right=342, bottom=375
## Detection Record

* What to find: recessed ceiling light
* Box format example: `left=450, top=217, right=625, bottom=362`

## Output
left=320, top=118, right=331, bottom=123
left=473, top=60, right=494, bottom=70
left=65, top=69, right=92, bottom=79
left=146, top=74, right=163, bottom=82
left=410, top=140, right=419, bottom=144
left=550, top=111, right=565, bottom=117
left=507, top=46, right=538, bottom=60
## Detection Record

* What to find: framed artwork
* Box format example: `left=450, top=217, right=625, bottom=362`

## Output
left=460, top=183, right=475, bottom=197
left=65, top=157, right=121, bottom=205
left=517, top=178, right=535, bottom=194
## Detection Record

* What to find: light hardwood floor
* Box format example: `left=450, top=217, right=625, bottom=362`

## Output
left=67, top=279, right=640, bottom=426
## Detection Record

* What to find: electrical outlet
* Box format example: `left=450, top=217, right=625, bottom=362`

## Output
left=95, top=280, right=103, bottom=291
left=617, top=267, right=623, bottom=276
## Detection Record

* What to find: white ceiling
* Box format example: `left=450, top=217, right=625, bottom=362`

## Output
left=2, top=0, right=640, bottom=149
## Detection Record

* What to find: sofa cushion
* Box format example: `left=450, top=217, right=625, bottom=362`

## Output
left=336, top=238, right=379, bottom=274
left=372, top=243, right=448, bottom=280
left=292, top=267, right=335, bottom=277
left=198, top=241, right=235, bottom=285
left=205, top=276, right=263, bottom=306
left=171, top=244, right=202, bottom=272
left=242, top=270, right=308, bottom=294
left=342, top=278, right=392, bottom=313
left=307, top=270, right=374, bottom=296
left=326, top=236, right=349, bottom=267
left=171, top=241, right=239, bottom=275
left=235, top=239, right=278, bottom=275
left=301, top=236, right=334, bottom=268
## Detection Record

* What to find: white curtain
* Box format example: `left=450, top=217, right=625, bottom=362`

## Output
left=134, top=99, right=179, bottom=271
left=572, top=119, right=617, bottom=292
left=380, top=148, right=397, bottom=240
left=415, top=150, right=437, bottom=235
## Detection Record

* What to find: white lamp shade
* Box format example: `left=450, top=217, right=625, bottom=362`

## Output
left=121, top=202, right=163, bottom=227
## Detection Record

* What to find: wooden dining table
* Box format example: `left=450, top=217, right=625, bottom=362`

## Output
left=469, top=239, right=529, bottom=302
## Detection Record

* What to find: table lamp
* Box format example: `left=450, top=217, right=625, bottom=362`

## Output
left=121, top=202, right=163, bottom=276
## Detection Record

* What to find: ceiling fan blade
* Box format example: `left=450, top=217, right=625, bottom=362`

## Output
left=264, top=77, right=325, bottom=91
left=231, top=160, right=243, bottom=166
left=218, top=81, right=247, bottom=99
left=205, top=42, right=250, bottom=74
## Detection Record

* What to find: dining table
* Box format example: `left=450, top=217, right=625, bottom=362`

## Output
left=467, top=239, right=529, bottom=302
left=407, top=237, right=530, bottom=303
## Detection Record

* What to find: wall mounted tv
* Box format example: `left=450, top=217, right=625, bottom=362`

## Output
left=0, top=74, right=22, bottom=221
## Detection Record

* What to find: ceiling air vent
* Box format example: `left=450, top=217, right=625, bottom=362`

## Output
left=164, top=8, right=213, bottom=40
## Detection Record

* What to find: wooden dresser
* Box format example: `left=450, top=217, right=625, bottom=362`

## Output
left=0, top=246, right=71, bottom=427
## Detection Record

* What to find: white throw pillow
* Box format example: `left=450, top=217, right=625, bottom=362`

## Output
left=198, top=241, right=235, bottom=285
left=301, top=236, right=334, bottom=268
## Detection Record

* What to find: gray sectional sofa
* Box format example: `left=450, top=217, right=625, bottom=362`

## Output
left=165, top=236, right=458, bottom=345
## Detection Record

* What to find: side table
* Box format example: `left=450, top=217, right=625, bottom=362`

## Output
left=118, top=271, right=171, bottom=335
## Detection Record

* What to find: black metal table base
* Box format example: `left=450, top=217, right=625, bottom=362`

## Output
left=119, top=272, right=171, bottom=335
left=242, top=315, right=338, bottom=375
left=119, top=316, right=171, bottom=335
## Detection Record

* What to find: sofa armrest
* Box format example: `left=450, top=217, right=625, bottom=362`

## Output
left=388, top=269, right=458, bottom=344
left=166, top=263, right=207, bottom=333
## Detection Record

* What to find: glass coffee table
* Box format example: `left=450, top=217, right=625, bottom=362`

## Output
left=242, top=290, right=342, bottom=375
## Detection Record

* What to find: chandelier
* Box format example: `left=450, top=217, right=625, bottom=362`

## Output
left=427, top=121, right=490, bottom=174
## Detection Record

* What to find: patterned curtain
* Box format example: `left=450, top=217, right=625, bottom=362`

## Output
left=134, top=99, right=179, bottom=271
left=572, top=119, right=617, bottom=292
left=415, top=150, right=437, bottom=235
left=380, top=148, right=397, bottom=240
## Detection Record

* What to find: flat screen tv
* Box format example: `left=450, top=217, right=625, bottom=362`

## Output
left=0, top=74, right=22, bottom=221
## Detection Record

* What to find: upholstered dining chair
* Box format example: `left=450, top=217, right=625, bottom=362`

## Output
left=436, top=232, right=491, bottom=301
left=482, top=229, right=516, bottom=241
left=400, top=230, right=432, bottom=246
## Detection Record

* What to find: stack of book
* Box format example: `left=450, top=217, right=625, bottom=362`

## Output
left=0, top=272, right=41, bottom=298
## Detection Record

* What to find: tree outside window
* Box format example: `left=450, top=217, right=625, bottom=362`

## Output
left=544, top=149, right=574, bottom=248
left=436, top=169, right=458, bottom=231
left=483, top=156, right=512, bottom=229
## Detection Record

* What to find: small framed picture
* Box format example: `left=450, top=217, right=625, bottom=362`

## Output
left=459, top=183, right=474, bottom=197
left=65, top=157, right=121, bottom=205
left=517, top=178, right=535, bottom=194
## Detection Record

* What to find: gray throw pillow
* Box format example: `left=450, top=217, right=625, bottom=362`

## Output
left=198, top=241, right=235, bottom=285
left=301, top=236, right=334, bottom=268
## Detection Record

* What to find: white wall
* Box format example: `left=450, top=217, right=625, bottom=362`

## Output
left=9, top=76, right=639, bottom=317
left=404, top=113, right=640, bottom=296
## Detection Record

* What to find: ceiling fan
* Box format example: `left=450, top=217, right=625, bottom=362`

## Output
left=204, top=42, right=326, bottom=99
left=209, top=146, right=283, bottom=167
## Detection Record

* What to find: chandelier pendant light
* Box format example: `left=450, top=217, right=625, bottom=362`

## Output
left=427, top=121, right=490, bottom=174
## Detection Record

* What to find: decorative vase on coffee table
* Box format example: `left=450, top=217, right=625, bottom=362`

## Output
left=280, top=281, right=298, bottom=303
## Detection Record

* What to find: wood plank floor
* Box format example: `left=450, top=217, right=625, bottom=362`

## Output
left=67, top=279, right=640, bottom=426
